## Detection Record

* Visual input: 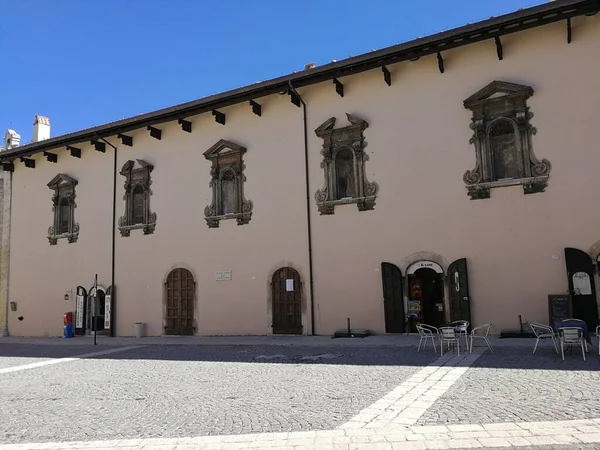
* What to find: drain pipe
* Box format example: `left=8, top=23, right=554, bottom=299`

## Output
left=96, top=135, right=118, bottom=337
left=288, top=81, right=316, bottom=336
left=0, top=170, right=13, bottom=337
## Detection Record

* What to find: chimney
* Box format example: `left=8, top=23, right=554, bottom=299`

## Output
left=3, top=129, right=21, bottom=150
left=32, top=115, right=50, bottom=142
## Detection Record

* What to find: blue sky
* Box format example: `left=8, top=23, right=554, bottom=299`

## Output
left=0, top=0, right=545, bottom=142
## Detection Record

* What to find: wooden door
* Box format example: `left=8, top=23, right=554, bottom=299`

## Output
left=565, top=248, right=599, bottom=330
left=165, top=268, right=195, bottom=335
left=381, top=262, right=404, bottom=333
left=448, top=258, right=472, bottom=325
left=272, top=267, right=302, bottom=334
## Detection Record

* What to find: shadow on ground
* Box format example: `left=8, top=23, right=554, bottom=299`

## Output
left=1, top=342, right=599, bottom=370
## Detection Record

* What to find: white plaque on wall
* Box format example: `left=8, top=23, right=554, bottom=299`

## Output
left=286, top=279, right=294, bottom=292
left=573, top=272, right=592, bottom=295
left=215, top=271, right=232, bottom=281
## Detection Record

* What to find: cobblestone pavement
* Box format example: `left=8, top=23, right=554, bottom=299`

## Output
left=0, top=345, right=99, bottom=369
left=417, top=346, right=600, bottom=426
left=0, top=344, right=436, bottom=445
left=2, top=341, right=600, bottom=449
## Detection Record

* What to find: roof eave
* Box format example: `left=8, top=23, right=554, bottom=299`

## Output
left=2, top=0, right=598, bottom=161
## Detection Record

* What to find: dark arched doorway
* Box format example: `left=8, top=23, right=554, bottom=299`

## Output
left=407, top=263, right=445, bottom=330
left=165, top=268, right=195, bottom=335
left=271, top=267, right=302, bottom=335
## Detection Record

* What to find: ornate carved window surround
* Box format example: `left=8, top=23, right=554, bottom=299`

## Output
left=463, top=80, right=552, bottom=200
left=314, top=113, right=379, bottom=215
left=203, top=139, right=253, bottom=228
left=47, top=173, right=79, bottom=245
left=118, top=159, right=157, bottom=236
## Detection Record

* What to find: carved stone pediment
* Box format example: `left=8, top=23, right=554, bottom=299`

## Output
left=462, top=80, right=551, bottom=199
left=204, top=139, right=252, bottom=228
left=119, top=159, right=156, bottom=236
left=47, top=173, right=79, bottom=245
left=314, top=113, right=378, bottom=215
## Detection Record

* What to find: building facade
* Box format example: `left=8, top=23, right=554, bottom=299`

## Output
left=1, top=0, right=600, bottom=337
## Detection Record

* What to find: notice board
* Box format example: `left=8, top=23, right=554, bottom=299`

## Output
left=548, top=294, right=572, bottom=324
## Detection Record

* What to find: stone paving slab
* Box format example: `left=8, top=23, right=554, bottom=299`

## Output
left=0, top=345, right=437, bottom=444
left=417, top=347, right=600, bottom=426
left=2, top=418, right=600, bottom=449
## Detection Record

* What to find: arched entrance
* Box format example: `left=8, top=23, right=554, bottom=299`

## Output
left=87, top=286, right=106, bottom=335
left=271, top=267, right=303, bottom=335
left=165, top=268, right=195, bottom=335
left=407, top=261, right=445, bottom=329
left=564, top=248, right=599, bottom=330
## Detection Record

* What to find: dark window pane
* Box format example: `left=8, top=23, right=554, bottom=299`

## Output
left=59, top=198, right=70, bottom=234
left=489, top=119, right=521, bottom=181
left=335, top=148, right=355, bottom=199
left=220, top=170, right=237, bottom=215
left=132, top=186, right=144, bottom=224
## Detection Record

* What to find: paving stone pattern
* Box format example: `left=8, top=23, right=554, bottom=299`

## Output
left=417, top=346, right=600, bottom=426
left=0, top=344, right=436, bottom=444
left=0, top=344, right=102, bottom=369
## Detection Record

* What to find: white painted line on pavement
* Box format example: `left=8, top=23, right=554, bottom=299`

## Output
left=0, top=346, right=143, bottom=375
left=339, top=348, right=486, bottom=429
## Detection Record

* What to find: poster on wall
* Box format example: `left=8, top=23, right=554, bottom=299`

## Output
left=104, top=295, right=112, bottom=330
left=573, top=272, right=592, bottom=295
left=286, top=279, right=294, bottom=292
left=75, top=294, right=84, bottom=328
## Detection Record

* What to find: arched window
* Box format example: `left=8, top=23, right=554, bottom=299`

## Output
left=488, top=119, right=521, bottom=180
left=219, top=169, right=237, bottom=215
left=58, top=197, right=70, bottom=234
left=463, top=81, right=552, bottom=200
left=47, top=173, right=79, bottom=245
left=335, top=148, right=355, bottom=199
left=132, top=185, right=145, bottom=224
left=119, top=160, right=156, bottom=236
left=203, top=139, right=253, bottom=228
left=314, top=113, right=379, bottom=215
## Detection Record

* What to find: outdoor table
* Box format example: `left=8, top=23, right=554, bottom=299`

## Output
left=554, top=320, right=592, bottom=345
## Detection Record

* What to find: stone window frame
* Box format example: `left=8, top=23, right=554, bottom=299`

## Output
left=47, top=173, right=79, bottom=245
left=463, top=80, right=552, bottom=200
left=118, top=159, right=157, bottom=236
left=314, top=113, right=379, bottom=215
left=203, top=139, right=253, bottom=228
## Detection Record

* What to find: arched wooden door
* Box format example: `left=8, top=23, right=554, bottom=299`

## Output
left=272, top=267, right=303, bottom=335
left=165, top=268, right=195, bottom=335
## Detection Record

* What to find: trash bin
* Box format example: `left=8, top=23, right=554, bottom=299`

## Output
left=134, top=322, right=145, bottom=338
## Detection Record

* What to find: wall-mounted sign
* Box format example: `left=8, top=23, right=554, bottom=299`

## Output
left=286, top=279, right=294, bottom=292
left=573, top=272, right=592, bottom=295
left=406, top=260, right=444, bottom=275
left=75, top=294, right=84, bottom=328
left=104, top=295, right=112, bottom=330
left=215, top=271, right=232, bottom=281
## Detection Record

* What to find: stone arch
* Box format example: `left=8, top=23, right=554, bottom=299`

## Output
left=400, top=251, right=449, bottom=275
left=588, top=240, right=600, bottom=261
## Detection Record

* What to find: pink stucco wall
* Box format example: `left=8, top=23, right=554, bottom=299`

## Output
left=6, top=15, right=600, bottom=336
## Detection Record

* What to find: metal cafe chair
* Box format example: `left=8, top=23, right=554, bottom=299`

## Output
left=469, top=323, right=494, bottom=353
left=416, top=324, right=439, bottom=353
left=452, top=320, right=470, bottom=347
left=439, top=327, right=461, bottom=357
left=530, top=323, right=558, bottom=354
left=559, top=327, right=586, bottom=361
